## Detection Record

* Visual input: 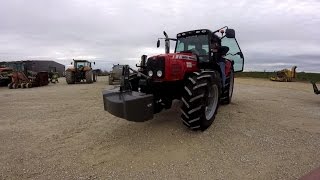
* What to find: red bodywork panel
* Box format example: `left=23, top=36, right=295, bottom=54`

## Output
left=225, top=60, right=232, bottom=77
left=150, top=53, right=233, bottom=82
left=151, top=52, right=199, bottom=82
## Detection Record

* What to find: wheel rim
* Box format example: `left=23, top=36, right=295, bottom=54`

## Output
left=205, top=84, right=219, bottom=120
left=229, top=72, right=234, bottom=98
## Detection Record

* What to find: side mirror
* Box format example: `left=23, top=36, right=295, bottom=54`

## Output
left=157, top=39, right=160, bottom=48
left=226, top=29, right=235, bottom=38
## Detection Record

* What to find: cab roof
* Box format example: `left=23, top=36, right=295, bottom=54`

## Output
left=177, top=29, right=212, bottom=38
left=73, top=60, right=91, bottom=62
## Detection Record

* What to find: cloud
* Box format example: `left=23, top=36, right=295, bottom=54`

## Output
left=0, top=0, right=319, bottom=72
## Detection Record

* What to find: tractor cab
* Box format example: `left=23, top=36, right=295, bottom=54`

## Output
left=71, top=60, right=94, bottom=71
left=173, top=28, right=244, bottom=72
left=150, top=27, right=244, bottom=81
left=65, top=59, right=96, bottom=84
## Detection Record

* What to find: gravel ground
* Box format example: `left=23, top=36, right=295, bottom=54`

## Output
left=0, top=76, right=319, bottom=180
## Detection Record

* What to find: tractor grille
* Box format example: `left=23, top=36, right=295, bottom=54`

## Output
left=171, top=64, right=182, bottom=76
left=146, top=56, right=165, bottom=78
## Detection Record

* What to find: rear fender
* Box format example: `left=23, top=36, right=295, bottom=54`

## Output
left=83, top=66, right=91, bottom=71
left=225, top=60, right=232, bottom=77
left=66, top=67, right=75, bottom=72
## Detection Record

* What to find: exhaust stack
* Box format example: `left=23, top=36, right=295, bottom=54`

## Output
left=163, top=31, right=170, bottom=54
left=156, top=31, right=177, bottom=54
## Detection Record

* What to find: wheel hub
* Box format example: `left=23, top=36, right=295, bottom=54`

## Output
left=205, top=84, right=219, bottom=120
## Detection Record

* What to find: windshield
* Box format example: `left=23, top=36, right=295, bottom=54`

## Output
left=175, top=34, right=209, bottom=62
left=76, top=62, right=90, bottom=68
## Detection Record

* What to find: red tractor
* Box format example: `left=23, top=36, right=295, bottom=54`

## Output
left=103, top=26, right=244, bottom=131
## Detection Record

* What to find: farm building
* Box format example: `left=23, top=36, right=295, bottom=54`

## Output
left=0, top=60, right=65, bottom=77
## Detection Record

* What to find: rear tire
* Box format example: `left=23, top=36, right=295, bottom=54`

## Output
left=85, top=70, right=93, bottom=84
left=93, top=73, right=97, bottom=82
left=108, top=76, right=113, bottom=85
left=180, top=71, right=221, bottom=131
left=66, top=71, right=75, bottom=84
left=221, top=68, right=234, bottom=104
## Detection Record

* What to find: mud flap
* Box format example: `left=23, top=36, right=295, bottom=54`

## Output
left=102, top=87, right=154, bottom=122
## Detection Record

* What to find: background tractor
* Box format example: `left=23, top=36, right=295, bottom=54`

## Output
left=270, top=66, right=297, bottom=82
left=102, top=26, right=244, bottom=131
left=65, top=59, right=96, bottom=84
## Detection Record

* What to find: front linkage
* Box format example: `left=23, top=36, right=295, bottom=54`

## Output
left=103, top=65, right=154, bottom=122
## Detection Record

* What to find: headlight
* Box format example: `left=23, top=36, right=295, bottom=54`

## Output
left=148, top=70, right=153, bottom=77
left=156, top=70, right=163, bottom=77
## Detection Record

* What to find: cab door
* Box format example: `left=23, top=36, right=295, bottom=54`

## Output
left=221, top=31, right=244, bottom=72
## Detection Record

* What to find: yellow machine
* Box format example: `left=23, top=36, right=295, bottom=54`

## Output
left=270, top=66, right=297, bottom=82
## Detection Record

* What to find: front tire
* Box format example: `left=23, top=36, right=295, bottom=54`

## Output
left=180, top=71, right=221, bottom=131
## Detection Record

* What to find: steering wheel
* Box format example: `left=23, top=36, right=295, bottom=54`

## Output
left=189, top=48, right=200, bottom=56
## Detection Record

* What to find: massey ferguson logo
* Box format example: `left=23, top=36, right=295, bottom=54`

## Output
left=174, top=55, right=196, bottom=61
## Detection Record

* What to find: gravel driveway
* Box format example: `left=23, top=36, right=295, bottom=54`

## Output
left=0, top=77, right=319, bottom=179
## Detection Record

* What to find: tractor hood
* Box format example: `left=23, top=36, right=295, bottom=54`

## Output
left=145, top=52, right=199, bottom=81
left=149, top=52, right=197, bottom=61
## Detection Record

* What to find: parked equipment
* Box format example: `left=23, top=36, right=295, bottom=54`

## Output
left=311, top=81, right=320, bottom=95
left=65, top=59, right=96, bottom=84
left=102, top=26, right=245, bottom=131
left=270, top=66, right=297, bottom=82
left=109, top=64, right=124, bottom=85
left=0, top=67, right=13, bottom=86
left=6, top=62, right=49, bottom=89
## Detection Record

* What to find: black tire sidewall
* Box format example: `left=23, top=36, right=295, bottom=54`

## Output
left=85, top=70, right=93, bottom=83
left=66, top=71, right=75, bottom=84
left=228, top=69, right=234, bottom=102
left=180, top=71, right=222, bottom=131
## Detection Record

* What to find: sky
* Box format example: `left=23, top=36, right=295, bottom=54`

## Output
left=0, top=0, right=320, bottom=72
